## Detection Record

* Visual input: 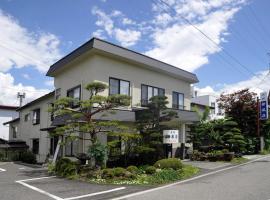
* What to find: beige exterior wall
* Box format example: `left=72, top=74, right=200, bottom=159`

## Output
left=54, top=53, right=192, bottom=110
left=17, top=95, right=54, bottom=163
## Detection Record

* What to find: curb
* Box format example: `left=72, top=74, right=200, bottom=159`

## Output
left=111, top=155, right=270, bottom=200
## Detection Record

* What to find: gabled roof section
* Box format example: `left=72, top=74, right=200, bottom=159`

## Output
left=17, top=91, right=55, bottom=111
left=46, top=38, right=199, bottom=83
left=0, top=105, right=19, bottom=110
left=3, top=117, right=20, bottom=125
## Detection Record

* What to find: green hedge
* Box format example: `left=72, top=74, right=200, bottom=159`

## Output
left=154, top=158, right=183, bottom=170
left=55, top=158, right=78, bottom=177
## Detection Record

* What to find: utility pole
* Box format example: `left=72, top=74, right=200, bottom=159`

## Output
left=17, top=92, right=26, bottom=107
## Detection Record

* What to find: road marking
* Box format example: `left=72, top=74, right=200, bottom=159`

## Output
left=16, top=176, right=63, bottom=200
left=16, top=180, right=64, bottom=200
left=16, top=176, right=125, bottom=200
left=64, top=187, right=126, bottom=200
left=0, top=168, right=6, bottom=172
left=112, top=155, right=270, bottom=200
left=17, top=176, right=56, bottom=182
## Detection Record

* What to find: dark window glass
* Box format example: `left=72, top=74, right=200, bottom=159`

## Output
left=55, top=88, right=61, bottom=100
left=67, top=86, right=81, bottom=108
left=12, top=126, right=17, bottom=138
left=50, top=103, right=54, bottom=121
left=24, top=113, right=30, bottom=122
left=50, top=136, right=58, bottom=156
left=65, top=139, right=79, bottom=156
left=141, top=84, right=165, bottom=106
left=172, top=92, right=184, bottom=110
left=109, top=78, right=130, bottom=95
left=32, top=109, right=40, bottom=125
left=32, top=139, right=39, bottom=154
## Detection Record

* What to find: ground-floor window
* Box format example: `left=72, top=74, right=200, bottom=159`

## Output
left=65, top=139, right=79, bottom=157
left=32, top=138, right=39, bottom=154
left=50, top=136, right=58, bottom=156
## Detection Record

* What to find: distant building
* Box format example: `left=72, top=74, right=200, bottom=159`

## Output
left=0, top=105, right=19, bottom=140
left=191, top=94, right=224, bottom=120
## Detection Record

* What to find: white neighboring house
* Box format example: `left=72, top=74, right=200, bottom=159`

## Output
left=0, top=105, right=19, bottom=140
left=191, top=94, right=224, bottom=120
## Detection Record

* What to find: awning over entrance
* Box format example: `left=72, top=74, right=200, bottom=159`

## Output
left=0, top=139, right=29, bottom=149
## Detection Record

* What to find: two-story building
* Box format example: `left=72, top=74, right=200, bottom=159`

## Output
left=4, top=92, right=54, bottom=163
left=0, top=105, right=19, bottom=140
left=5, top=38, right=200, bottom=162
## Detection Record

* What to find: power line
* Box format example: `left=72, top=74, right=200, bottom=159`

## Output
left=154, top=0, right=267, bottom=91
left=0, top=42, right=47, bottom=68
left=247, top=5, right=270, bottom=42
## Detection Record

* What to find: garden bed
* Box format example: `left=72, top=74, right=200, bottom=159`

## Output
left=50, top=158, right=200, bottom=186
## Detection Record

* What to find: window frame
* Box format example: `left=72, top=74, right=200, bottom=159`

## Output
left=32, top=108, right=40, bottom=125
left=109, top=77, right=130, bottom=96
left=12, top=126, right=17, bottom=138
left=32, top=138, right=39, bottom=155
left=172, top=91, right=185, bottom=110
left=67, top=85, right=81, bottom=108
left=24, top=113, right=30, bottom=122
left=65, top=139, right=78, bottom=157
left=55, top=88, right=61, bottom=100
left=141, top=84, right=165, bottom=106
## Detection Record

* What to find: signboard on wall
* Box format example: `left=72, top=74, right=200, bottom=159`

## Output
left=163, top=130, right=179, bottom=144
left=260, top=92, right=268, bottom=120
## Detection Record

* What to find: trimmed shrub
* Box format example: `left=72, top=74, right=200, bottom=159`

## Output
left=113, top=167, right=126, bottom=177
left=55, top=157, right=77, bottom=177
left=145, top=166, right=156, bottom=174
left=154, top=158, right=183, bottom=170
left=20, top=151, right=37, bottom=164
left=148, top=169, right=181, bottom=184
left=102, top=168, right=114, bottom=179
left=127, top=165, right=139, bottom=174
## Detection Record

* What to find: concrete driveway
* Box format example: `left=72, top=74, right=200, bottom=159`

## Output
left=0, top=162, right=149, bottom=200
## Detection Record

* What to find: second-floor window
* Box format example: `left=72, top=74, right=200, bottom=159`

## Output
left=172, top=91, right=184, bottom=110
left=12, top=126, right=17, bottom=138
left=32, top=109, right=40, bottom=125
left=24, top=113, right=30, bottom=122
left=141, top=84, right=165, bottom=106
left=32, top=138, right=39, bottom=154
left=67, top=86, right=81, bottom=108
left=55, top=88, right=61, bottom=100
left=109, top=78, right=130, bottom=96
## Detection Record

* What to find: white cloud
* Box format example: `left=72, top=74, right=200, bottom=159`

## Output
left=92, top=7, right=114, bottom=35
left=0, top=72, right=50, bottom=106
left=114, top=28, right=141, bottom=47
left=22, top=73, right=30, bottom=80
left=195, top=70, right=270, bottom=97
left=0, top=9, right=62, bottom=73
left=122, top=17, right=136, bottom=25
left=45, top=79, right=54, bottom=87
left=146, top=0, right=245, bottom=72
left=92, top=29, right=107, bottom=39
left=91, top=7, right=141, bottom=47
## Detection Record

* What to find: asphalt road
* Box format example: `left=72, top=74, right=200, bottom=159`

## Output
left=0, top=162, right=149, bottom=200
left=116, top=156, right=270, bottom=200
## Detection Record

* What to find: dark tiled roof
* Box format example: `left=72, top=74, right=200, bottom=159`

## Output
left=46, top=38, right=199, bottom=83
left=0, top=105, right=19, bottom=110
left=17, top=91, right=54, bottom=111
left=3, top=117, right=20, bottom=125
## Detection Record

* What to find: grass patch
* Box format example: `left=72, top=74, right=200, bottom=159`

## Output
left=260, top=149, right=270, bottom=155
left=230, top=157, right=249, bottom=164
left=85, top=164, right=199, bottom=186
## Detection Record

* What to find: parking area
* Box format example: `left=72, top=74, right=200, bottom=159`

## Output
left=0, top=162, right=150, bottom=200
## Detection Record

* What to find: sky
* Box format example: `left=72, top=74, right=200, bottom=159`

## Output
left=0, top=0, right=270, bottom=106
